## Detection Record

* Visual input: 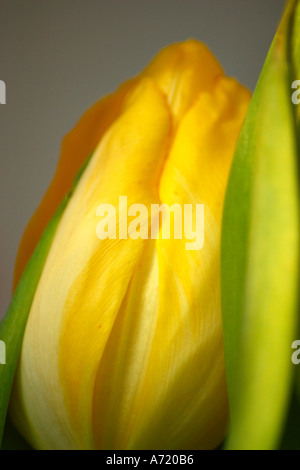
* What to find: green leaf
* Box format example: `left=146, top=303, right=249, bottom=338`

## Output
left=280, top=385, right=300, bottom=449
left=221, top=0, right=300, bottom=450
left=0, top=195, right=69, bottom=448
left=0, top=154, right=93, bottom=449
left=290, top=0, right=300, bottom=415
left=292, top=1, right=300, bottom=90
left=1, top=417, right=32, bottom=450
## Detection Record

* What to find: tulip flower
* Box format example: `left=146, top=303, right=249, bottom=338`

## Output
left=0, top=40, right=251, bottom=450
left=1, top=0, right=299, bottom=452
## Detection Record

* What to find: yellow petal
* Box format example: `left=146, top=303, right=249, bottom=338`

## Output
left=127, top=77, right=250, bottom=450
left=143, top=39, right=224, bottom=124
left=92, top=77, right=251, bottom=450
left=13, top=78, right=138, bottom=290
left=13, top=39, right=222, bottom=288
left=92, top=239, right=160, bottom=449
left=10, top=78, right=171, bottom=449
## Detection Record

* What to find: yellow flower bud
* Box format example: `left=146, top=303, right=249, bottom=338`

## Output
left=9, top=40, right=250, bottom=450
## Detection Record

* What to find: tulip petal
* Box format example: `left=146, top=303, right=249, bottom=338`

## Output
left=221, top=0, right=300, bottom=450
left=91, top=76, right=250, bottom=450
left=143, top=39, right=224, bottom=124
left=92, top=239, right=160, bottom=449
left=10, top=78, right=171, bottom=449
left=13, top=78, right=138, bottom=289
left=129, top=77, right=249, bottom=450
left=13, top=40, right=222, bottom=289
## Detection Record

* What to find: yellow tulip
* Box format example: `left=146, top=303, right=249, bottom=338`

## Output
left=9, top=40, right=250, bottom=450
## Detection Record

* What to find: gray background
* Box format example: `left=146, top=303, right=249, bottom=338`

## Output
left=0, top=0, right=286, bottom=318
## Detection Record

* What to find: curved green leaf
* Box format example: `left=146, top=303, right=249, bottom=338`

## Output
left=221, top=0, right=300, bottom=450
left=0, top=195, right=69, bottom=448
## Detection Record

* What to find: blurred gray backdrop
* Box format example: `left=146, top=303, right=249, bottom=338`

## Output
left=0, top=0, right=286, bottom=317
